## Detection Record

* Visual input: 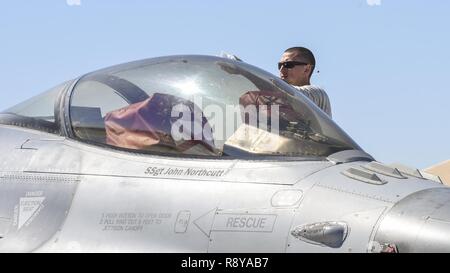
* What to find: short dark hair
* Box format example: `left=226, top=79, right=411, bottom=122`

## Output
left=284, top=47, right=316, bottom=78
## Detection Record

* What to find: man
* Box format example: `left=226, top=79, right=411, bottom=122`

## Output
left=279, top=47, right=332, bottom=117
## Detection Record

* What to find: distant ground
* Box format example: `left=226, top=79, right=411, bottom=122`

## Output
left=424, top=160, right=450, bottom=186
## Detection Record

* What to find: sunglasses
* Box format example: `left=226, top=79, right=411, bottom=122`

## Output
left=278, top=61, right=308, bottom=70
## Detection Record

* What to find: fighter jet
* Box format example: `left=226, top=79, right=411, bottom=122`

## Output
left=0, top=55, right=449, bottom=253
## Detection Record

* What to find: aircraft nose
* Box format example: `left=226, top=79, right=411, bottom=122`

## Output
left=373, top=187, right=450, bottom=253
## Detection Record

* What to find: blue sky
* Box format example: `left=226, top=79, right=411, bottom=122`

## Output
left=1, top=0, right=449, bottom=169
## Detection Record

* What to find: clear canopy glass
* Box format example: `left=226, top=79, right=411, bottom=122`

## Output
left=0, top=82, right=68, bottom=134
left=1, top=55, right=362, bottom=158
left=70, top=55, right=362, bottom=158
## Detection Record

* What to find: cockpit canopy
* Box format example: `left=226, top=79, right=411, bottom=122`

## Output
left=0, top=55, right=362, bottom=158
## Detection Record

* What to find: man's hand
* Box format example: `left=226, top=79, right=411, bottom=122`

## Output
left=216, top=61, right=244, bottom=75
